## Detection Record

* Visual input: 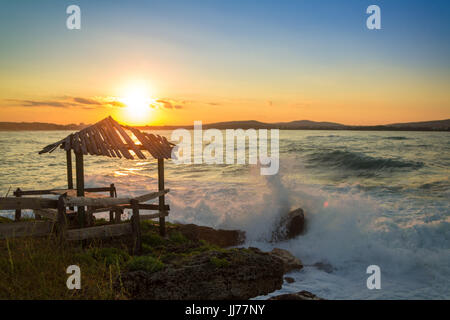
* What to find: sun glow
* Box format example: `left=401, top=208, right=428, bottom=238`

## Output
left=119, top=82, right=155, bottom=125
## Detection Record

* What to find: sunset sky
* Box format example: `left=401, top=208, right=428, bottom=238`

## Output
left=0, top=0, right=449, bottom=126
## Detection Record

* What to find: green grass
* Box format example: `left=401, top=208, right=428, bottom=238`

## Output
left=126, top=256, right=164, bottom=273
left=209, top=256, right=230, bottom=268
left=0, top=235, right=128, bottom=299
left=0, top=219, right=235, bottom=299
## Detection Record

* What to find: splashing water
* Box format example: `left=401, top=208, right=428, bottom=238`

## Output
left=0, top=130, right=449, bottom=299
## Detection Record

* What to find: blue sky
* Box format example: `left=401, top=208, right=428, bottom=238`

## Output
left=0, top=0, right=449, bottom=125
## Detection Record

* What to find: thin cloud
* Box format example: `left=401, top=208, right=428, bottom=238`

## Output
left=73, top=97, right=102, bottom=105
left=154, top=99, right=184, bottom=110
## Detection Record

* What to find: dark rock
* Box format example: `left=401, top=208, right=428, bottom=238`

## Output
left=268, top=290, right=323, bottom=300
left=120, top=248, right=284, bottom=300
left=176, top=224, right=245, bottom=248
left=268, top=248, right=303, bottom=273
left=284, top=277, right=295, bottom=283
left=313, top=262, right=334, bottom=273
left=272, top=208, right=305, bottom=241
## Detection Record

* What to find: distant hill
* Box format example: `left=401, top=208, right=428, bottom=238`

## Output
left=141, top=119, right=450, bottom=131
left=387, top=119, right=450, bottom=130
left=0, top=122, right=86, bottom=131
left=0, top=119, right=449, bottom=131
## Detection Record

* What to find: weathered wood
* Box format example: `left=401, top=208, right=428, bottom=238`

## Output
left=72, top=133, right=82, bottom=154
left=66, top=149, right=74, bottom=211
left=109, top=184, right=115, bottom=223
left=57, top=195, right=67, bottom=239
left=75, top=151, right=85, bottom=228
left=140, top=211, right=169, bottom=221
left=82, top=129, right=96, bottom=155
left=127, top=127, right=160, bottom=159
left=137, top=203, right=170, bottom=211
left=64, top=196, right=131, bottom=207
left=79, top=132, right=88, bottom=155
left=65, top=223, right=132, bottom=241
left=33, top=208, right=58, bottom=221
left=66, top=150, right=74, bottom=190
left=11, top=187, right=112, bottom=196
left=91, top=127, right=112, bottom=157
left=96, top=126, right=116, bottom=157
left=38, top=116, right=173, bottom=160
left=0, top=221, right=55, bottom=239
left=131, top=199, right=142, bottom=254
left=98, top=121, right=124, bottom=158
left=63, top=189, right=169, bottom=207
left=14, top=188, right=21, bottom=221
left=33, top=208, right=76, bottom=221
left=115, top=208, right=122, bottom=223
left=134, top=189, right=170, bottom=203
left=64, top=134, right=72, bottom=151
left=108, top=116, right=146, bottom=159
left=86, top=203, right=169, bottom=214
left=158, top=158, right=166, bottom=237
left=0, top=197, right=58, bottom=210
left=102, top=118, right=134, bottom=159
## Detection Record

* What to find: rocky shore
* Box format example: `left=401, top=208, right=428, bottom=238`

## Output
left=118, top=208, right=322, bottom=300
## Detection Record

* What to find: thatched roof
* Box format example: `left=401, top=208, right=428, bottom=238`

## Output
left=39, top=116, right=174, bottom=160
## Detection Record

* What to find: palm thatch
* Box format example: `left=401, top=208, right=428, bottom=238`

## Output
left=38, top=116, right=174, bottom=160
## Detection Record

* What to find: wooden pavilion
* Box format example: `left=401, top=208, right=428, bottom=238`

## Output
left=35, top=115, right=174, bottom=236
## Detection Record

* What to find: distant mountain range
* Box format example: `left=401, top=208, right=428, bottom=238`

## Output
left=0, top=119, right=449, bottom=131
left=139, top=119, right=450, bottom=131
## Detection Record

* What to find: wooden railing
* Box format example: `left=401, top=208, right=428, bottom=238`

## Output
left=0, top=189, right=170, bottom=254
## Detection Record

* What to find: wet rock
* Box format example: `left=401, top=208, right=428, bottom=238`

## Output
left=272, top=208, right=305, bottom=241
left=268, top=248, right=303, bottom=273
left=176, top=224, right=246, bottom=248
left=120, top=248, right=284, bottom=300
left=313, top=262, right=334, bottom=273
left=284, top=277, right=295, bottom=283
left=268, top=290, right=323, bottom=300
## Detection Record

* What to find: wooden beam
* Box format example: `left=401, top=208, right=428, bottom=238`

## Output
left=63, top=190, right=169, bottom=207
left=65, top=223, right=132, bottom=241
left=108, top=117, right=146, bottom=159
left=109, top=184, right=115, bottom=223
left=66, top=150, right=74, bottom=190
left=14, top=188, right=21, bottom=221
left=158, top=158, right=166, bottom=237
left=133, top=189, right=170, bottom=202
left=66, top=149, right=74, bottom=211
left=0, top=221, right=55, bottom=239
left=75, top=151, right=85, bottom=228
left=140, top=211, right=169, bottom=221
left=33, top=208, right=58, bottom=221
left=57, top=195, right=67, bottom=240
left=87, top=203, right=169, bottom=214
left=0, top=197, right=58, bottom=210
left=131, top=199, right=142, bottom=254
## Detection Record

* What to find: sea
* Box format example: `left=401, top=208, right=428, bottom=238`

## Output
left=0, top=130, right=449, bottom=299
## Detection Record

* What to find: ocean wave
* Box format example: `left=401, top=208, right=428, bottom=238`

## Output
left=306, top=150, right=424, bottom=171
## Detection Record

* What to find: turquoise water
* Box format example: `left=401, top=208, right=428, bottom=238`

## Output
left=0, top=130, right=449, bottom=299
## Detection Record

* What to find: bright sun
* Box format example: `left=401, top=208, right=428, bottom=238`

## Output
left=119, top=84, right=154, bottom=124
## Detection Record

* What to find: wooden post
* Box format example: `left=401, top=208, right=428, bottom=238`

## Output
left=131, top=199, right=142, bottom=254
left=66, top=149, right=74, bottom=211
left=75, top=151, right=85, bottom=228
left=158, top=158, right=166, bottom=237
left=66, top=149, right=74, bottom=190
left=57, top=195, right=67, bottom=242
left=14, top=188, right=21, bottom=221
left=109, top=183, right=115, bottom=223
